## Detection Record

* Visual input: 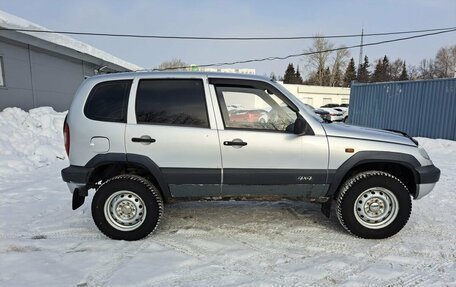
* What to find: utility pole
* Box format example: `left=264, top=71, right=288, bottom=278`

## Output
left=358, top=28, right=364, bottom=72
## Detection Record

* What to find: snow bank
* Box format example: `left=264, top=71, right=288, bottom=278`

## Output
left=0, top=107, right=67, bottom=176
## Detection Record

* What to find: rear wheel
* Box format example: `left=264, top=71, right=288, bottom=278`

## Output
left=92, top=175, right=163, bottom=240
left=336, top=171, right=411, bottom=239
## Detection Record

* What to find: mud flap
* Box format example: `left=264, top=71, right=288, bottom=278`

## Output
left=321, top=200, right=332, bottom=218
left=72, top=189, right=86, bottom=210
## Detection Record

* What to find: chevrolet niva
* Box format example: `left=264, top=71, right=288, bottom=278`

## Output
left=61, top=72, right=440, bottom=240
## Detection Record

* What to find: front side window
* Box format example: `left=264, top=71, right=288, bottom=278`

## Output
left=135, top=79, right=209, bottom=128
left=215, top=86, right=296, bottom=132
left=84, top=80, right=132, bottom=122
left=0, top=56, right=5, bottom=87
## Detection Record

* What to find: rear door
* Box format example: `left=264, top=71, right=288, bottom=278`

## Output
left=125, top=77, right=222, bottom=197
left=209, top=78, right=329, bottom=198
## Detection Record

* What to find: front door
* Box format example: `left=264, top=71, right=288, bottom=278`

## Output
left=211, top=80, right=329, bottom=198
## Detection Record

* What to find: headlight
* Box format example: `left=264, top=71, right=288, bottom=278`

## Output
left=418, top=147, right=430, bottom=160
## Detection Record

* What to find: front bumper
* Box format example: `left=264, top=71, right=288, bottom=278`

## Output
left=414, top=165, right=440, bottom=199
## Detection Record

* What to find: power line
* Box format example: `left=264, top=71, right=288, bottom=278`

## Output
left=150, top=28, right=456, bottom=71
left=0, top=26, right=455, bottom=41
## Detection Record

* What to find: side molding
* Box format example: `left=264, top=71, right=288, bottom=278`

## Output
left=127, top=154, right=171, bottom=198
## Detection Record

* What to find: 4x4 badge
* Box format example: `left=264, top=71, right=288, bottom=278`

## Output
left=297, top=176, right=313, bottom=182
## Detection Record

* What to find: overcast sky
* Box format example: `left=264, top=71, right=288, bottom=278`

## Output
left=0, top=0, right=455, bottom=76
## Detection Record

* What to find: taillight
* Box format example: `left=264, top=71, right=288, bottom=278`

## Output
left=63, top=117, right=70, bottom=156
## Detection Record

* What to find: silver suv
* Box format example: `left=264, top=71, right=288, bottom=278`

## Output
left=61, top=72, right=440, bottom=241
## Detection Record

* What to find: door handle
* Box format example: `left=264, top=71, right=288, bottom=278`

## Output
left=224, top=140, right=247, bottom=146
left=132, top=136, right=156, bottom=144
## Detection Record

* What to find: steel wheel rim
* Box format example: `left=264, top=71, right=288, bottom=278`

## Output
left=104, top=190, right=146, bottom=231
left=354, top=187, right=399, bottom=229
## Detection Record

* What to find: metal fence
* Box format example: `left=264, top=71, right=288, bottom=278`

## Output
left=349, top=78, right=456, bottom=140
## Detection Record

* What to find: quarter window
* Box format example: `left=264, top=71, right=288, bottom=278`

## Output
left=84, top=80, right=132, bottom=122
left=135, top=79, right=209, bottom=128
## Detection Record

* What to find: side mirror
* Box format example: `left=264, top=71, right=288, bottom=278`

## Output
left=294, top=114, right=314, bottom=135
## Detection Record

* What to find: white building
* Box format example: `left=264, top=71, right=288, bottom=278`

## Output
left=280, top=83, right=350, bottom=108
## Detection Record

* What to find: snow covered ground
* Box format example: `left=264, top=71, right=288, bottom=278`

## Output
left=0, top=108, right=455, bottom=286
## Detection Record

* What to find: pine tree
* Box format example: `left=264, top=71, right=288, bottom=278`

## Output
left=371, top=59, right=384, bottom=82
left=399, top=61, right=409, bottom=81
left=283, top=63, right=297, bottom=84
left=343, top=58, right=357, bottom=86
left=371, top=55, right=391, bottom=82
left=382, top=55, right=391, bottom=81
left=270, top=72, right=277, bottom=81
left=357, top=56, right=370, bottom=83
left=295, top=65, right=304, bottom=84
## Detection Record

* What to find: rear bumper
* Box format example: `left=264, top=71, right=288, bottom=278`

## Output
left=61, top=165, right=93, bottom=185
left=414, top=165, right=440, bottom=199
left=61, top=166, right=93, bottom=210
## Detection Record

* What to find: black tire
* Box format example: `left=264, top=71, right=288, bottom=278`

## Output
left=91, top=175, right=163, bottom=241
left=336, top=171, right=412, bottom=239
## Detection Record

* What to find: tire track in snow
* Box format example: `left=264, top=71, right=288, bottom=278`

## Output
left=80, top=240, right=149, bottom=286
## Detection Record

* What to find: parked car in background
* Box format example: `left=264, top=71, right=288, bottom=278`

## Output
left=333, top=107, right=349, bottom=122
left=304, top=104, right=331, bottom=122
left=314, top=109, right=331, bottom=122
left=229, top=109, right=268, bottom=123
left=321, top=103, right=340, bottom=108
left=320, top=103, right=349, bottom=122
left=227, top=104, right=244, bottom=112
left=319, top=107, right=344, bottom=122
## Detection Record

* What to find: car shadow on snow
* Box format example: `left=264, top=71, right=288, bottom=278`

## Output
left=154, top=200, right=346, bottom=237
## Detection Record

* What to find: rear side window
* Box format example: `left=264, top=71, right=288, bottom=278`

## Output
left=135, top=79, right=209, bottom=128
left=84, top=80, right=132, bottom=122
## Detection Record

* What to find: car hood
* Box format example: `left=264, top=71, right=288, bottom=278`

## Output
left=322, top=123, right=416, bottom=146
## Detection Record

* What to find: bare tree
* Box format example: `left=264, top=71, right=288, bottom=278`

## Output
left=389, top=59, right=404, bottom=81
left=407, top=64, right=420, bottom=80
left=434, top=45, right=456, bottom=78
left=330, top=47, right=349, bottom=86
left=418, top=59, right=436, bottom=79
left=303, top=35, right=334, bottom=86
left=302, top=35, right=351, bottom=86
left=157, top=59, right=188, bottom=71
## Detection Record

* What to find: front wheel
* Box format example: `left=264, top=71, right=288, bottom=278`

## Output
left=92, top=175, right=164, bottom=240
left=336, top=171, right=411, bottom=239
